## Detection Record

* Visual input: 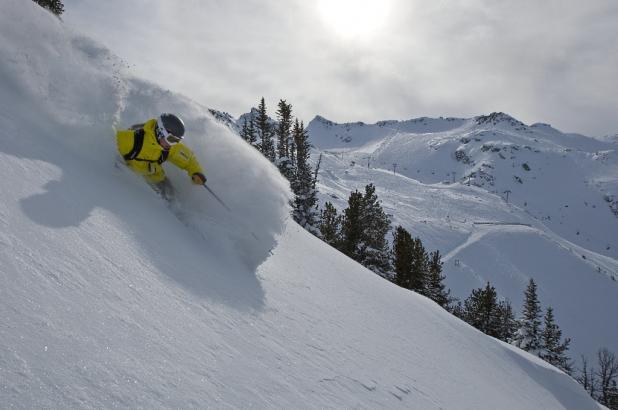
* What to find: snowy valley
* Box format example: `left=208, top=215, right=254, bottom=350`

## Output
left=305, top=111, right=618, bottom=361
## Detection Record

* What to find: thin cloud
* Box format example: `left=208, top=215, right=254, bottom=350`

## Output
left=63, top=0, right=618, bottom=136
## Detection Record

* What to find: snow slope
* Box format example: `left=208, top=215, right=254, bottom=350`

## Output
left=0, top=1, right=602, bottom=408
left=308, top=112, right=618, bottom=360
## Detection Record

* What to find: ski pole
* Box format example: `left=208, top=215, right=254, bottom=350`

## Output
left=203, top=184, right=231, bottom=212
left=202, top=184, right=262, bottom=243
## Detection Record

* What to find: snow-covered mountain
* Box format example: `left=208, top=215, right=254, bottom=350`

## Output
left=0, top=1, right=604, bottom=408
left=307, top=111, right=618, bottom=360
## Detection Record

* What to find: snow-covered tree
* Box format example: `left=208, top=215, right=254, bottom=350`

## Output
left=540, top=307, right=572, bottom=373
left=255, top=97, right=275, bottom=162
left=275, top=99, right=294, bottom=180
left=496, top=299, right=517, bottom=343
left=512, top=278, right=542, bottom=354
left=240, top=115, right=257, bottom=147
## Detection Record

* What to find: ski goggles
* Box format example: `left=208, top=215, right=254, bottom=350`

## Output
left=156, top=117, right=183, bottom=144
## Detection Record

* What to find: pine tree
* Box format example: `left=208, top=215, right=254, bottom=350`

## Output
left=340, top=190, right=364, bottom=260
left=496, top=299, right=517, bottom=342
left=540, top=307, right=572, bottom=373
left=319, top=202, right=341, bottom=248
left=291, top=120, right=319, bottom=232
left=240, top=115, right=257, bottom=147
left=426, top=250, right=451, bottom=308
left=33, top=0, right=64, bottom=16
left=358, top=184, right=392, bottom=277
left=240, top=117, right=251, bottom=143
left=392, top=226, right=414, bottom=289
left=462, top=282, right=502, bottom=338
left=451, top=300, right=465, bottom=319
left=392, top=226, right=432, bottom=294
left=255, top=97, right=275, bottom=162
left=409, top=238, right=428, bottom=294
left=339, top=184, right=391, bottom=277
left=247, top=115, right=257, bottom=146
left=275, top=100, right=294, bottom=180
left=512, top=278, right=543, bottom=354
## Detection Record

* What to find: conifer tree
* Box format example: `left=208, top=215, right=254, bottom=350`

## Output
left=359, top=184, right=392, bottom=277
left=339, top=184, right=391, bottom=277
left=426, top=250, right=451, bottom=308
left=240, top=115, right=257, bottom=147
left=240, top=117, right=250, bottom=143
left=240, top=117, right=250, bottom=142
left=319, top=202, right=341, bottom=248
left=255, top=97, right=275, bottom=162
left=33, top=0, right=64, bottom=16
left=275, top=100, right=294, bottom=180
left=462, top=282, right=502, bottom=338
left=512, top=278, right=543, bottom=354
left=291, top=120, right=319, bottom=232
left=340, top=190, right=364, bottom=260
left=451, top=301, right=464, bottom=319
left=540, top=307, right=572, bottom=373
left=409, top=238, right=428, bottom=294
left=496, top=299, right=517, bottom=342
left=393, top=226, right=414, bottom=289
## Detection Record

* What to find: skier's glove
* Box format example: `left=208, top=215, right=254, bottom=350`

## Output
left=192, top=172, right=207, bottom=185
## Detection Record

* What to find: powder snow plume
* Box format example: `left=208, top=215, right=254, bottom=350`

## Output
left=0, top=0, right=291, bottom=270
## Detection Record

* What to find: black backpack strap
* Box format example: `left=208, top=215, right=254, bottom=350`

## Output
left=129, top=123, right=146, bottom=131
left=158, top=150, right=170, bottom=164
left=123, top=128, right=145, bottom=161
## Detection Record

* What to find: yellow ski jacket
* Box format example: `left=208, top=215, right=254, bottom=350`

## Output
left=116, top=119, right=204, bottom=183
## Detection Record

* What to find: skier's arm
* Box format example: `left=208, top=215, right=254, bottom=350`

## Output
left=168, top=144, right=205, bottom=181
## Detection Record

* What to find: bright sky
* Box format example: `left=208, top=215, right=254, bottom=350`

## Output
left=63, top=0, right=618, bottom=136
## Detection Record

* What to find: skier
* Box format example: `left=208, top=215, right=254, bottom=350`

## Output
left=116, top=113, right=206, bottom=198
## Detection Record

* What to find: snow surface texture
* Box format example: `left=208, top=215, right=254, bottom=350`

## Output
left=307, top=111, right=618, bottom=360
left=0, top=1, right=602, bottom=409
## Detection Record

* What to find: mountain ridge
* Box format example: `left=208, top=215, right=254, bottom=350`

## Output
left=304, top=110, right=618, bottom=360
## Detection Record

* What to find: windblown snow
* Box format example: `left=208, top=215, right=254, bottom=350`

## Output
left=0, top=1, right=603, bottom=408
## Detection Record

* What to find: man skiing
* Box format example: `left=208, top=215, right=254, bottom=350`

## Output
left=116, top=113, right=206, bottom=198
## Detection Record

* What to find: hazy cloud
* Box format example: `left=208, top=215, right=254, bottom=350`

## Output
left=64, top=0, right=618, bottom=136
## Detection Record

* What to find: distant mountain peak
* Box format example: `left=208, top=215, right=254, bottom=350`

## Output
left=475, top=112, right=526, bottom=128
left=208, top=109, right=238, bottom=132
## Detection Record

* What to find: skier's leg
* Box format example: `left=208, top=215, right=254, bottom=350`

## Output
left=146, top=164, right=174, bottom=200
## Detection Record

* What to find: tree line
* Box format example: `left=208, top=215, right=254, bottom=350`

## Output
left=454, top=278, right=617, bottom=408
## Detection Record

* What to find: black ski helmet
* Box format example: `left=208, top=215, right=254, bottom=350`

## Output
left=156, top=113, right=185, bottom=139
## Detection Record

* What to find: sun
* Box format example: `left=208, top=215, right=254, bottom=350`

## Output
left=317, top=0, right=391, bottom=40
